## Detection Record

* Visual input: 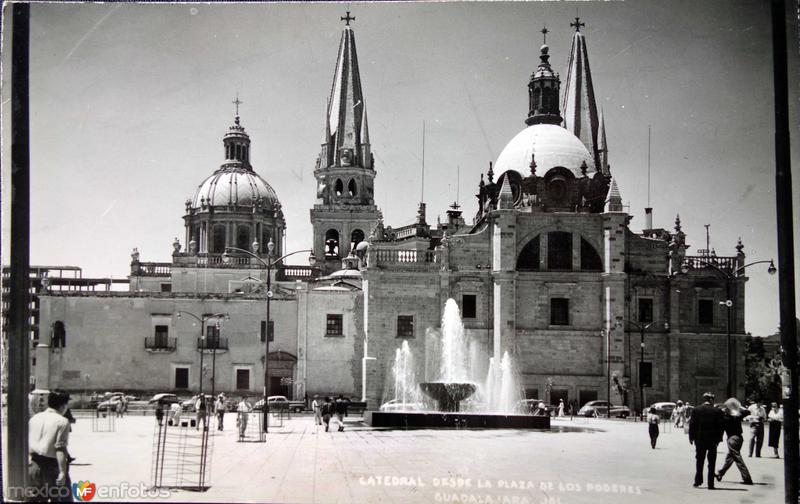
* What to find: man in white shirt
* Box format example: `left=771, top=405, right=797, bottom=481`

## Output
left=215, top=394, right=226, bottom=431
left=747, top=400, right=767, bottom=457
left=236, top=396, right=252, bottom=439
left=312, top=395, right=322, bottom=426
left=28, top=389, right=71, bottom=502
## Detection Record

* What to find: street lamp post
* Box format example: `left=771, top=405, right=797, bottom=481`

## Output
left=681, top=258, right=776, bottom=398
left=175, top=311, right=230, bottom=401
left=616, top=318, right=669, bottom=418
left=223, top=240, right=313, bottom=433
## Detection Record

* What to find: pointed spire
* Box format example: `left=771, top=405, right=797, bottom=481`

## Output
left=598, top=108, right=609, bottom=175
left=499, top=176, right=514, bottom=209
left=321, top=13, right=370, bottom=169
left=562, top=19, right=600, bottom=171
left=604, top=178, right=623, bottom=212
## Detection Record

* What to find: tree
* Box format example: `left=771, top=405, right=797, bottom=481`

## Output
left=744, top=336, right=781, bottom=402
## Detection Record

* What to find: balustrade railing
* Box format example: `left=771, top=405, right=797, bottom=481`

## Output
left=144, top=336, right=177, bottom=351
left=374, top=248, right=438, bottom=266
left=682, top=255, right=738, bottom=273
left=133, top=262, right=172, bottom=276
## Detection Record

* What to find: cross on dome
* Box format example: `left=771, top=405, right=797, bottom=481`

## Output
left=541, top=26, right=548, bottom=45
left=232, top=93, right=243, bottom=118
left=341, top=11, right=355, bottom=26
left=570, top=17, right=585, bottom=32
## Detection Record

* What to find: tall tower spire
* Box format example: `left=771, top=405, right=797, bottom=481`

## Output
left=597, top=108, right=609, bottom=175
left=312, top=13, right=380, bottom=275
left=320, top=13, right=371, bottom=170
left=525, top=27, right=562, bottom=126
left=562, top=17, right=601, bottom=170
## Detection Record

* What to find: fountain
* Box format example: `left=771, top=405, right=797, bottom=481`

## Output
left=419, top=299, right=476, bottom=411
left=366, top=298, right=549, bottom=429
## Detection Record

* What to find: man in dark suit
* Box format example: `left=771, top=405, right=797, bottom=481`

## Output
left=689, top=392, right=725, bottom=489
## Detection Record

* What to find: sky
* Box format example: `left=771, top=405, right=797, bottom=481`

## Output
left=2, top=0, right=798, bottom=337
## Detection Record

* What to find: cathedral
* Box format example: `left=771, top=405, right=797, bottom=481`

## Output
left=33, top=16, right=752, bottom=412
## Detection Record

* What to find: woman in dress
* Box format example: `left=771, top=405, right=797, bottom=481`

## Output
left=767, top=402, right=783, bottom=458
left=716, top=397, right=753, bottom=485
left=646, top=407, right=660, bottom=449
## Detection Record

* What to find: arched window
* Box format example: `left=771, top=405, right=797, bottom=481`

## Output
left=237, top=225, right=251, bottom=251
left=52, top=321, right=66, bottom=348
left=516, top=236, right=540, bottom=271
left=212, top=225, right=226, bottom=253
left=325, top=229, right=340, bottom=257
left=533, top=87, right=541, bottom=112
left=351, top=229, right=365, bottom=248
left=547, top=232, right=572, bottom=270
left=335, top=179, right=344, bottom=197
left=580, top=238, right=603, bottom=271
left=348, top=179, right=358, bottom=197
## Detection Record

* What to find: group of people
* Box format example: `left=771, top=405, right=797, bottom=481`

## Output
left=653, top=392, right=785, bottom=490
left=311, top=395, right=348, bottom=432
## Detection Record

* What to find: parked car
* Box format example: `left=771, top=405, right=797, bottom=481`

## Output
left=148, top=393, right=180, bottom=406
left=578, top=400, right=631, bottom=418
left=253, top=395, right=306, bottom=413
left=96, top=396, right=122, bottom=412
left=379, top=399, right=424, bottom=412
left=648, top=401, right=677, bottom=419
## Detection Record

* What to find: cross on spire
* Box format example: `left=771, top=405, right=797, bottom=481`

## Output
left=232, top=93, right=243, bottom=117
left=541, top=26, right=548, bottom=45
left=341, top=11, right=355, bottom=26
left=570, top=17, right=585, bottom=32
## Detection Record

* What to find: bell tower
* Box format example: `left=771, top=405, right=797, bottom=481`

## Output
left=310, top=12, right=380, bottom=274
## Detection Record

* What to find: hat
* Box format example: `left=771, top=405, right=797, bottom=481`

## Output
left=703, top=392, right=715, bottom=401
left=538, top=402, right=545, bottom=408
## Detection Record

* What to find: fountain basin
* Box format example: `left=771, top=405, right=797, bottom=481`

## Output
left=419, top=382, right=476, bottom=412
left=365, top=411, right=550, bottom=430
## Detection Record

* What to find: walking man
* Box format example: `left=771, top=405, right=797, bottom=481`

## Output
left=312, top=395, right=322, bottom=426
left=196, top=395, right=207, bottom=431
left=334, top=395, right=347, bottom=432
left=215, top=394, right=226, bottom=431
left=29, top=389, right=72, bottom=502
left=321, top=397, right=333, bottom=432
left=688, top=392, right=724, bottom=489
left=236, top=396, right=251, bottom=440
left=747, top=400, right=766, bottom=457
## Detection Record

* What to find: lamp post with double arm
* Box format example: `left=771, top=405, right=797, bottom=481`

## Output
left=175, top=311, right=230, bottom=401
left=615, top=318, right=669, bottom=418
left=681, top=258, right=776, bottom=398
left=223, top=239, right=313, bottom=433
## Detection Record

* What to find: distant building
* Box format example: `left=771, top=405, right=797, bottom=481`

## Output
left=33, top=17, right=753, bottom=409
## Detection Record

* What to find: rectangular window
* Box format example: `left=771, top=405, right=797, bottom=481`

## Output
left=236, top=369, right=250, bottom=390
left=396, top=315, right=415, bottom=338
left=462, top=294, right=477, bottom=319
left=524, top=388, right=539, bottom=400
left=260, top=321, right=274, bottom=342
left=154, top=325, right=169, bottom=348
left=326, top=314, right=343, bottom=337
left=174, top=367, right=189, bottom=389
left=160, top=283, right=172, bottom=293
left=206, top=324, right=220, bottom=349
left=547, top=232, right=573, bottom=271
left=550, top=298, right=569, bottom=326
left=698, top=299, right=714, bottom=325
left=638, top=298, right=654, bottom=324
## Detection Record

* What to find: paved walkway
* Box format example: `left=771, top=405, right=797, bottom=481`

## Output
left=58, top=413, right=785, bottom=503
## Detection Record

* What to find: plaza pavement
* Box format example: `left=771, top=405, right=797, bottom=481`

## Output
left=61, top=412, right=784, bottom=503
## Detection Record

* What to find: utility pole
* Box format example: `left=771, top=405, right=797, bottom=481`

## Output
left=771, top=1, right=798, bottom=502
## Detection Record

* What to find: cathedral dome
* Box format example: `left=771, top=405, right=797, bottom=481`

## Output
left=192, top=166, right=280, bottom=210
left=494, top=124, right=595, bottom=177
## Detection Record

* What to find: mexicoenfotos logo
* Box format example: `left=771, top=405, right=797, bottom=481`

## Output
left=73, top=480, right=97, bottom=501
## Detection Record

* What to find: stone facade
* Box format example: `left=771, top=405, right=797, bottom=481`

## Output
left=31, top=18, right=755, bottom=414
